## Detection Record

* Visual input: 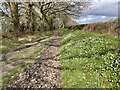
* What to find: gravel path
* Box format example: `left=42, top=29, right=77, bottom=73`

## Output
left=8, top=34, right=61, bottom=88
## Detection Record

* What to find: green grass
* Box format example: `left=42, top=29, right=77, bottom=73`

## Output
left=2, top=67, right=20, bottom=88
left=1, top=30, right=55, bottom=54
left=1, top=37, right=27, bottom=54
left=60, top=28, right=119, bottom=88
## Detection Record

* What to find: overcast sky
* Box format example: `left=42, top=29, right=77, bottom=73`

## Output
left=74, top=0, right=120, bottom=24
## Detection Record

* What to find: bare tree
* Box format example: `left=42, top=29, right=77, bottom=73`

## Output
left=0, top=1, right=92, bottom=34
left=33, top=1, right=92, bottom=30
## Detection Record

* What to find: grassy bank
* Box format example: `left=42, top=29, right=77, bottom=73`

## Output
left=60, top=29, right=119, bottom=88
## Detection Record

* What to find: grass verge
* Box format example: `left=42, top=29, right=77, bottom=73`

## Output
left=60, top=28, right=119, bottom=88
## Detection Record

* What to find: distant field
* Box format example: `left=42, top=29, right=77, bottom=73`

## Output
left=67, top=20, right=119, bottom=36
left=60, top=28, right=119, bottom=88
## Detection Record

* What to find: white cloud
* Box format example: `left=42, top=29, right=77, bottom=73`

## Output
left=101, top=16, right=107, bottom=19
left=73, top=0, right=119, bottom=24
left=85, top=0, right=119, bottom=17
left=74, top=15, right=117, bottom=24
left=80, top=18, right=88, bottom=22
left=93, top=0, right=120, bottom=2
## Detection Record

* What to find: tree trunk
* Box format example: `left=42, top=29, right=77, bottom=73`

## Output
left=9, top=2, right=19, bottom=37
left=31, top=11, right=36, bottom=34
left=24, top=3, right=33, bottom=34
left=42, top=13, right=54, bottom=31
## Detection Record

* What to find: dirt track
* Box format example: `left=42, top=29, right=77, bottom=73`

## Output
left=8, top=34, right=61, bottom=88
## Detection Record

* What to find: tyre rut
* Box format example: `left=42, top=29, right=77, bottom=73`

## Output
left=8, top=34, right=61, bottom=88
